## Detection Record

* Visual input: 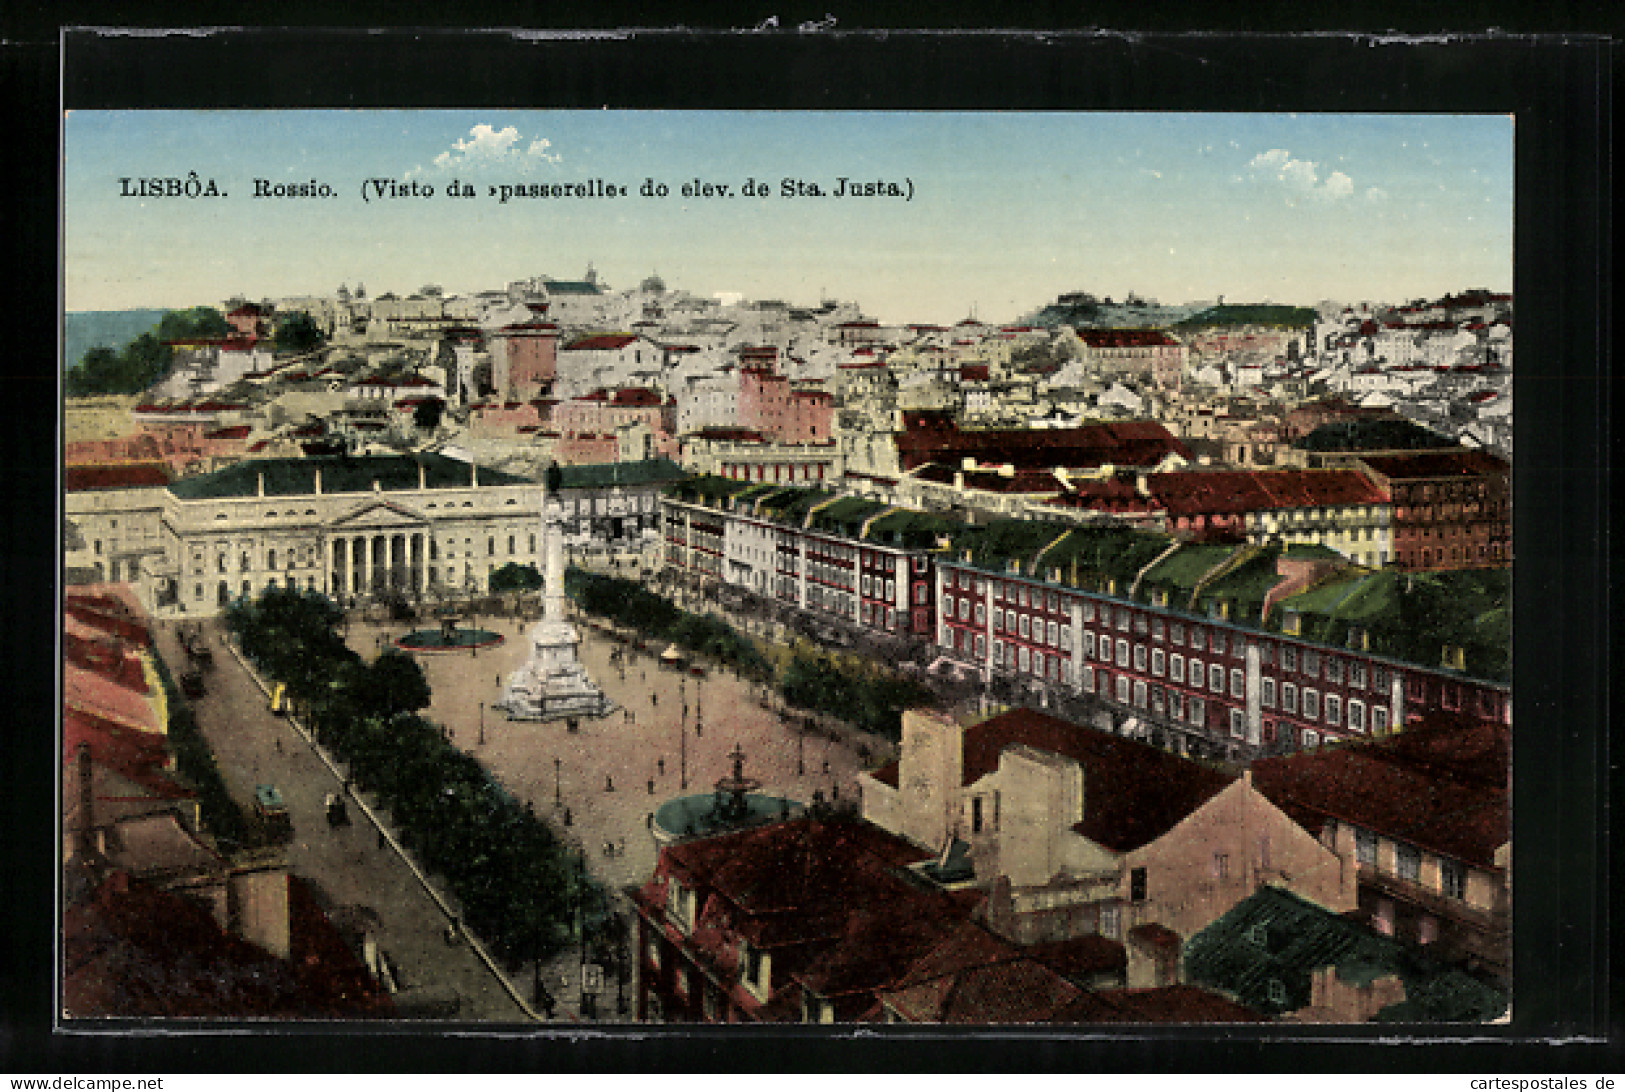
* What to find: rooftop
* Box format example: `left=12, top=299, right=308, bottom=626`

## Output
left=168, top=454, right=530, bottom=500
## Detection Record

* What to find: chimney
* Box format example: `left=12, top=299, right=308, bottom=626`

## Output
left=419, top=461, right=427, bottom=491
left=314, top=467, right=322, bottom=495
left=256, top=472, right=265, bottom=497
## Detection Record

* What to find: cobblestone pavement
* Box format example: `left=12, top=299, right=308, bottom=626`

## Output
left=155, top=619, right=528, bottom=1023
left=346, top=603, right=873, bottom=1022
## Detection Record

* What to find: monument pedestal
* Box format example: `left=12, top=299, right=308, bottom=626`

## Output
left=494, top=489, right=614, bottom=722
left=497, top=617, right=615, bottom=721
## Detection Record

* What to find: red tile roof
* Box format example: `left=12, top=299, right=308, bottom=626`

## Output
left=564, top=334, right=639, bottom=351
left=1078, top=329, right=1180, bottom=348
left=1252, top=712, right=1508, bottom=869
left=962, top=708, right=1234, bottom=853
left=1359, top=449, right=1509, bottom=480
left=1055, top=984, right=1267, bottom=1023
left=65, top=463, right=172, bottom=492
left=1146, top=468, right=1384, bottom=518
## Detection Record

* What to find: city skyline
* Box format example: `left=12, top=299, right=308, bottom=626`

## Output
left=64, top=111, right=1512, bottom=324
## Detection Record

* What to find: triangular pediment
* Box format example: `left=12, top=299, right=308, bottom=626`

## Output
left=326, top=499, right=430, bottom=530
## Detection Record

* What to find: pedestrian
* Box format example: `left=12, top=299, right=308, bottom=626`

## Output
left=647, top=778, right=655, bottom=795
left=657, top=757, right=665, bottom=776
left=274, top=738, right=283, bottom=754
left=605, top=774, right=614, bottom=792
left=650, top=692, right=657, bottom=707
left=645, top=812, right=653, bottom=830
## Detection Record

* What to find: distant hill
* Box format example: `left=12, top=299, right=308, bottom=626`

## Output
left=64, top=310, right=169, bottom=371
left=1174, top=304, right=1316, bottom=329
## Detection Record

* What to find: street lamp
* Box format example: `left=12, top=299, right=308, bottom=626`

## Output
left=479, top=702, right=485, bottom=745
left=554, top=756, right=562, bottom=806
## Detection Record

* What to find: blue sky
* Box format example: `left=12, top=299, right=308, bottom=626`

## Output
left=63, top=111, right=1513, bottom=324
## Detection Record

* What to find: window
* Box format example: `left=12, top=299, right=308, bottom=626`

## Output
left=1130, top=867, right=1147, bottom=902
left=1151, top=618, right=1164, bottom=640
left=1301, top=729, right=1319, bottom=747
left=1209, top=663, right=1224, bottom=693
left=1082, top=601, right=1096, bottom=622
left=1282, top=682, right=1298, bottom=714
left=974, top=603, right=985, bottom=626
left=1190, top=628, right=1205, bottom=651
left=959, top=597, right=970, bottom=621
left=1211, top=631, right=1226, bottom=655
left=1189, top=696, right=1206, bottom=727
left=1047, top=620, right=1058, bottom=646
left=1230, top=668, right=1245, bottom=698
left=1302, top=650, right=1320, bottom=677
left=1080, top=665, right=1095, bottom=693
left=1100, top=905, right=1121, bottom=939
left=1133, top=680, right=1148, bottom=709
left=1373, top=705, right=1390, bottom=733
left=1116, top=639, right=1129, bottom=667
left=1115, top=675, right=1130, bottom=703
left=1262, top=677, right=1277, bottom=708
left=1325, top=695, right=1341, bottom=727
left=1396, top=842, right=1421, bottom=883
left=1151, top=649, right=1165, bottom=676
left=1351, top=662, right=1368, bottom=688
left=1282, top=646, right=1298, bottom=672
left=1169, top=691, right=1184, bottom=719
left=1018, top=646, right=1030, bottom=672
left=1019, top=614, right=1030, bottom=638
left=1171, top=622, right=1185, bottom=644
left=1441, top=859, right=1467, bottom=900
left=914, top=583, right=927, bottom=605
left=1133, top=644, right=1147, bottom=671
left=1326, top=657, right=1344, bottom=683
left=974, top=634, right=986, bottom=658
left=1170, top=653, right=1185, bottom=683
left=1188, top=657, right=1203, bottom=686
left=1082, top=631, right=1096, bottom=658
left=1351, top=827, right=1380, bottom=866
left=1059, top=624, right=1072, bottom=651
left=1213, top=853, right=1230, bottom=880
left=992, top=607, right=1004, bottom=632
left=1230, top=708, right=1246, bottom=738
left=1302, top=689, right=1320, bottom=719
left=971, top=796, right=984, bottom=834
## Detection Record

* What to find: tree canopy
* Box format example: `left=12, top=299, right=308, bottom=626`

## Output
left=413, top=397, right=446, bottom=430
left=66, top=306, right=230, bottom=397
left=274, top=311, right=326, bottom=353
left=490, top=562, right=543, bottom=593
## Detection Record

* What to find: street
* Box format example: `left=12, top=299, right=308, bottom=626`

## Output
left=154, top=620, right=528, bottom=1022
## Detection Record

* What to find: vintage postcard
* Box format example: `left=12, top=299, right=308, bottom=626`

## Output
left=62, top=105, right=1516, bottom=1029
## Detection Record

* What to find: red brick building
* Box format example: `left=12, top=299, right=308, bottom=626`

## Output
left=1356, top=449, right=1511, bottom=570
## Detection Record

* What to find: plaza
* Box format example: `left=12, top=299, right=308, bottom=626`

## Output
left=342, top=599, right=876, bottom=1018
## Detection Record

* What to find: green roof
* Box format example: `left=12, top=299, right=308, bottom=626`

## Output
left=769, top=488, right=838, bottom=525
left=1196, top=548, right=1290, bottom=625
left=556, top=458, right=687, bottom=490
left=950, top=519, right=1068, bottom=573
left=1184, top=886, right=1505, bottom=1021
left=1271, top=568, right=1510, bottom=683
left=1139, top=544, right=1237, bottom=594
left=863, top=508, right=959, bottom=551
left=168, top=454, right=530, bottom=500
left=1038, top=525, right=1175, bottom=588
left=807, top=496, right=890, bottom=538
left=666, top=474, right=751, bottom=504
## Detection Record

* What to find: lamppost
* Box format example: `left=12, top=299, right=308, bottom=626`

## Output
left=478, top=702, right=485, bottom=745
left=554, top=756, right=562, bottom=806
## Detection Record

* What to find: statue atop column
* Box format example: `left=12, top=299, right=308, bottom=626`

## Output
left=495, top=468, right=615, bottom=721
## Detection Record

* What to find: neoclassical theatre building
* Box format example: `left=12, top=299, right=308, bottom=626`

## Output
left=149, top=454, right=544, bottom=615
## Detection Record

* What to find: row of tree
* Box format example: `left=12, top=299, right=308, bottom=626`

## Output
left=149, top=653, right=250, bottom=848
left=224, top=586, right=593, bottom=966
left=565, top=568, right=769, bottom=678
left=566, top=569, right=928, bottom=741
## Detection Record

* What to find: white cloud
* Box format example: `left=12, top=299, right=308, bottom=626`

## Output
left=406, top=123, right=562, bottom=178
left=1365, top=186, right=1389, bottom=202
left=1246, top=147, right=1357, bottom=202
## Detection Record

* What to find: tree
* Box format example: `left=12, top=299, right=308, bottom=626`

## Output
left=490, top=562, right=543, bottom=592
left=157, top=306, right=230, bottom=341
left=274, top=311, right=325, bottom=353
left=413, top=397, right=446, bottom=430
left=356, top=649, right=433, bottom=718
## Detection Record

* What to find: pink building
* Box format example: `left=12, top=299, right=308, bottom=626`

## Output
left=490, top=322, right=560, bottom=400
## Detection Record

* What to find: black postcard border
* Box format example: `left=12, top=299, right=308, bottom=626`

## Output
left=2, top=23, right=1613, bottom=1074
